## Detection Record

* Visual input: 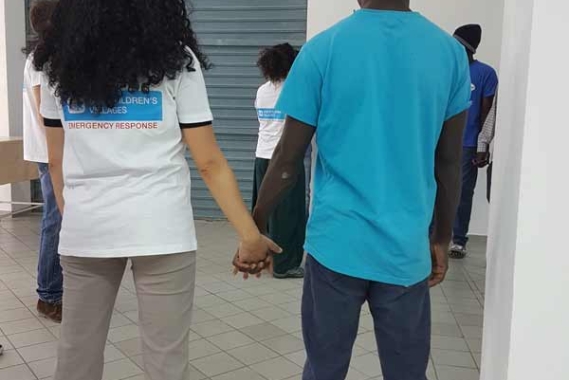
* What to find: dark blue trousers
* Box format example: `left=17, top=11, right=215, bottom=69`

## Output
left=453, top=147, right=479, bottom=247
left=302, top=255, right=431, bottom=380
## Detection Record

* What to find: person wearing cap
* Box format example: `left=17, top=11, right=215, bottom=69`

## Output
left=450, top=24, right=498, bottom=259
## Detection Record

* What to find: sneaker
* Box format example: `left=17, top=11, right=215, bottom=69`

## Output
left=449, top=244, right=467, bottom=259
left=273, top=267, right=305, bottom=279
left=37, top=300, right=62, bottom=323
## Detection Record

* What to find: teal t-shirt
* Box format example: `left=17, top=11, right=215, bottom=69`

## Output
left=276, top=10, right=471, bottom=286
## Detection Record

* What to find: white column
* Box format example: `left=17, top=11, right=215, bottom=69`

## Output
left=481, top=0, right=569, bottom=379
left=0, top=0, right=28, bottom=212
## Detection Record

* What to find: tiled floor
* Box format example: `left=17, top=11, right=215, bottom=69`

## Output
left=0, top=215, right=487, bottom=380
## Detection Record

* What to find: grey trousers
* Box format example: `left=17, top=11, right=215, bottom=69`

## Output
left=54, top=252, right=196, bottom=380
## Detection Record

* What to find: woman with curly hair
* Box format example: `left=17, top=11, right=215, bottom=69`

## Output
left=34, top=1, right=279, bottom=379
left=23, top=0, right=64, bottom=324
left=252, top=43, right=306, bottom=279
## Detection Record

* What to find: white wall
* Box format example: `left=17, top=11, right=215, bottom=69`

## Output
left=414, top=0, right=504, bottom=236
left=413, top=0, right=503, bottom=70
left=0, top=0, right=28, bottom=212
left=480, top=0, right=533, bottom=377
left=307, top=1, right=354, bottom=38
left=482, top=0, right=569, bottom=379
left=306, top=0, right=505, bottom=236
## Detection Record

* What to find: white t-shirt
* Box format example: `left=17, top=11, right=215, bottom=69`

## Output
left=255, top=81, right=285, bottom=159
left=23, top=55, right=48, bottom=163
left=40, top=51, right=213, bottom=258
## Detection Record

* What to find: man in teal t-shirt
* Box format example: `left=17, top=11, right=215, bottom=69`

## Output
left=242, top=0, right=471, bottom=378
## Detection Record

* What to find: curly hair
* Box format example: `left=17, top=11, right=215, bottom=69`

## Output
left=33, top=0, right=210, bottom=110
left=257, top=43, right=298, bottom=83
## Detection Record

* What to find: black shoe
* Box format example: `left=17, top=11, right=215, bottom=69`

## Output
left=273, top=267, right=305, bottom=279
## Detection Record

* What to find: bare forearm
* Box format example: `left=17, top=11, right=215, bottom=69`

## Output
left=432, top=111, right=467, bottom=245
left=48, top=163, right=65, bottom=214
left=432, top=157, right=462, bottom=245
left=200, top=159, right=260, bottom=242
left=252, top=117, right=314, bottom=233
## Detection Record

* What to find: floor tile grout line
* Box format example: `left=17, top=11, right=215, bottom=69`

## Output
left=1, top=217, right=484, bottom=379
left=462, top=266, right=486, bottom=307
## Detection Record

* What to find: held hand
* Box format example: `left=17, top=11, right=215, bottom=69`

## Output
left=473, top=152, right=490, bottom=168
left=232, top=252, right=269, bottom=279
left=429, top=242, right=449, bottom=287
left=232, top=235, right=282, bottom=279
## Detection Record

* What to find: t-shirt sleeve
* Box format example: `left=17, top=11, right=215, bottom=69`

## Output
left=28, top=63, right=41, bottom=87
left=24, top=55, right=41, bottom=87
left=275, top=48, right=323, bottom=127
left=483, top=68, right=499, bottom=98
left=176, top=54, right=214, bottom=125
left=39, top=74, right=61, bottom=120
left=445, top=49, right=472, bottom=121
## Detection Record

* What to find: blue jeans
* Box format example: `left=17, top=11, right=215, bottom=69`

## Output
left=453, top=147, right=478, bottom=247
left=37, top=163, right=63, bottom=304
left=302, top=255, right=431, bottom=380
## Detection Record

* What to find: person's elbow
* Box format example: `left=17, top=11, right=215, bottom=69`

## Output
left=196, top=155, right=227, bottom=181
left=436, top=149, right=461, bottom=167
left=435, top=155, right=461, bottom=182
left=270, top=142, right=303, bottom=172
left=434, top=143, right=463, bottom=178
left=48, top=157, right=63, bottom=173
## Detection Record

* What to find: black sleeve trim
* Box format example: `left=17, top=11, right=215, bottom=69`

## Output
left=44, top=118, right=63, bottom=128
left=179, top=121, right=212, bottom=129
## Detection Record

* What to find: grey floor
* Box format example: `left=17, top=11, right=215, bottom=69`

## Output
left=0, top=215, right=486, bottom=380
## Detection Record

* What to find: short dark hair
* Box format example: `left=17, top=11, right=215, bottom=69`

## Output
left=257, top=43, right=298, bottom=83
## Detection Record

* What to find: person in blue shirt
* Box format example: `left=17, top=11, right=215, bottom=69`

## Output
left=233, top=0, right=471, bottom=378
left=450, top=24, right=499, bottom=259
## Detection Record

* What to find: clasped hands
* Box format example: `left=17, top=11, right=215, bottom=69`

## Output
left=232, top=235, right=282, bottom=279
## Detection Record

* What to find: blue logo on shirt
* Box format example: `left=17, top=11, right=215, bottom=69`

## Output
left=257, top=108, right=285, bottom=121
left=63, top=91, right=163, bottom=122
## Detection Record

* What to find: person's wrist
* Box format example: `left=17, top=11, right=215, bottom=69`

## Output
left=252, top=208, right=268, bottom=235
left=240, top=227, right=262, bottom=246
left=430, top=231, right=451, bottom=247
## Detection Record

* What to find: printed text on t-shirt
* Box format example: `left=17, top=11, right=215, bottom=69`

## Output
left=63, top=91, right=163, bottom=129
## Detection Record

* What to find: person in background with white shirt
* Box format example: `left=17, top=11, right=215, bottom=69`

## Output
left=33, top=1, right=279, bottom=379
left=253, top=44, right=306, bottom=279
left=23, top=0, right=62, bottom=324
left=475, top=94, right=498, bottom=201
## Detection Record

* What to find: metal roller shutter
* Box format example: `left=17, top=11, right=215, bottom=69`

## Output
left=189, top=0, right=308, bottom=219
